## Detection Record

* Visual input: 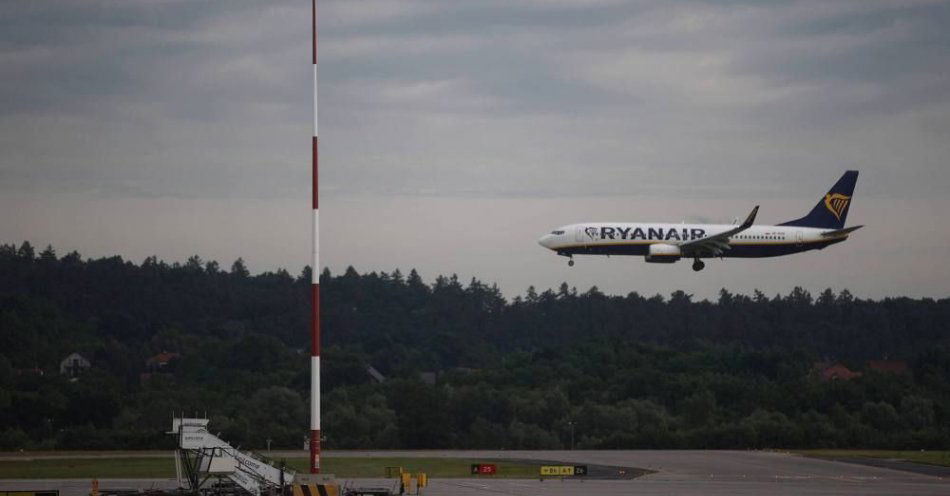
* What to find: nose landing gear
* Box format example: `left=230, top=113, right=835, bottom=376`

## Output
left=692, top=259, right=705, bottom=272
left=557, top=251, right=575, bottom=267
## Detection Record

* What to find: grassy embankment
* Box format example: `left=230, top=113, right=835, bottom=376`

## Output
left=795, top=450, right=950, bottom=467
left=0, top=455, right=538, bottom=479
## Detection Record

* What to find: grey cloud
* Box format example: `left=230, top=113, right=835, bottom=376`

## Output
left=319, top=0, right=950, bottom=199
left=1, top=1, right=311, bottom=199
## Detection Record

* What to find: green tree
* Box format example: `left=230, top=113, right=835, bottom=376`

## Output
left=230, top=258, right=249, bottom=277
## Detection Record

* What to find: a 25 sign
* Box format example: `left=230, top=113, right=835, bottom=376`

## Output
left=471, top=463, right=497, bottom=475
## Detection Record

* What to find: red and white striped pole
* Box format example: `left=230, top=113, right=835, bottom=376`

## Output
left=310, top=0, right=321, bottom=475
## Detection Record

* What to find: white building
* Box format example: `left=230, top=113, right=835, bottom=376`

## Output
left=60, top=352, right=91, bottom=377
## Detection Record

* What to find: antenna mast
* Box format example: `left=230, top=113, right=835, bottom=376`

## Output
left=310, top=0, right=321, bottom=474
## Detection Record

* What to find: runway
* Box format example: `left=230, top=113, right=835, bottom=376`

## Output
left=333, top=450, right=950, bottom=495
left=2, top=450, right=947, bottom=496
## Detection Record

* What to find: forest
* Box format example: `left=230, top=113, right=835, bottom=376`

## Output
left=1, top=241, right=949, bottom=451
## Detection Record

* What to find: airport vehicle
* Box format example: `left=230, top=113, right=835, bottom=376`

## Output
left=538, top=171, right=861, bottom=271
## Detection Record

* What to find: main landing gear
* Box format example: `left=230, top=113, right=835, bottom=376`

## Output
left=692, top=259, right=705, bottom=272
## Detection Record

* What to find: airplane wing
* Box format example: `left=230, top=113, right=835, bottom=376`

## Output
left=820, top=225, right=863, bottom=238
left=679, top=206, right=759, bottom=258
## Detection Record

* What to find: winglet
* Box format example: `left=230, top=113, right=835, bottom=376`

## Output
left=741, top=206, right=759, bottom=229
left=678, top=205, right=759, bottom=255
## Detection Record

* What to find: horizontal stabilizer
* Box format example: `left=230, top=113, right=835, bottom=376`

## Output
left=821, top=225, right=863, bottom=237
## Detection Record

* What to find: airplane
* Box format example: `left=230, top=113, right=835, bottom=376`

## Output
left=538, top=171, right=861, bottom=272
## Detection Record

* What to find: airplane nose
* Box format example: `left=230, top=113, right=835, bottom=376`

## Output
left=538, top=234, right=554, bottom=249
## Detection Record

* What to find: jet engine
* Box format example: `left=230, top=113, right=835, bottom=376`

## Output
left=645, top=243, right=681, bottom=263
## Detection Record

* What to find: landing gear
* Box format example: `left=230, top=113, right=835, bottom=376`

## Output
left=557, top=252, right=575, bottom=267
left=692, top=259, right=705, bottom=272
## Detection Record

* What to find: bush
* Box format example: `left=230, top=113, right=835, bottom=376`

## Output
left=0, top=428, right=31, bottom=450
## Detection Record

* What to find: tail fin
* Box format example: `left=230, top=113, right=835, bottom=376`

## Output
left=780, top=171, right=858, bottom=229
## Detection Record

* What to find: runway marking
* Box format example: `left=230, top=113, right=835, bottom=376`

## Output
left=433, top=480, right=525, bottom=496
left=453, top=482, right=489, bottom=489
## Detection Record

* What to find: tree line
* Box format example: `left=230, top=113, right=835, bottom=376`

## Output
left=1, top=241, right=948, bottom=451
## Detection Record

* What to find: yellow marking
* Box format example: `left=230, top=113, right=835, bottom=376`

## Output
left=540, top=466, right=561, bottom=476
left=541, top=465, right=577, bottom=476
left=824, top=193, right=851, bottom=220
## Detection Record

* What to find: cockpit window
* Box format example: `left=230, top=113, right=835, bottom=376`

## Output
left=551, top=230, right=565, bottom=235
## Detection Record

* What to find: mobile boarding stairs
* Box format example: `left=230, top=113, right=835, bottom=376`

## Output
left=171, top=417, right=295, bottom=496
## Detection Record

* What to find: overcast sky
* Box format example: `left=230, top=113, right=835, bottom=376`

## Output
left=2, top=0, right=948, bottom=300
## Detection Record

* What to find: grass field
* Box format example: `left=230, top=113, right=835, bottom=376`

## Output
left=794, top=450, right=950, bottom=468
left=0, top=457, right=174, bottom=479
left=0, top=456, right=539, bottom=479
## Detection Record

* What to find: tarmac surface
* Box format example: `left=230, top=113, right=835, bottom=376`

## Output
left=824, top=455, right=950, bottom=478
left=2, top=450, right=948, bottom=496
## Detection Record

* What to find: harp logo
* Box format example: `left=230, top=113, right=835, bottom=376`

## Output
left=824, top=193, right=850, bottom=220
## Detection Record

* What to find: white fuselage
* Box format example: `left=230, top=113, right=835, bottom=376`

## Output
left=538, top=223, right=846, bottom=259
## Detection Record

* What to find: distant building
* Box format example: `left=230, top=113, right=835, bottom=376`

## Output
left=815, top=361, right=861, bottom=381
left=868, top=360, right=909, bottom=375
left=418, top=371, right=437, bottom=385
left=60, top=352, right=91, bottom=377
left=146, top=351, right=181, bottom=370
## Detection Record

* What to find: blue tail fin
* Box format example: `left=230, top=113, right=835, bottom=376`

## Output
left=780, top=171, right=858, bottom=229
